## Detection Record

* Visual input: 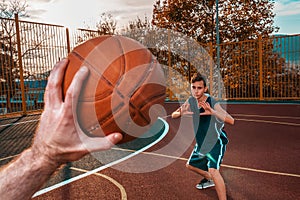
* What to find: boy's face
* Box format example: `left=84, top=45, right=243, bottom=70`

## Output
left=191, top=80, right=207, bottom=100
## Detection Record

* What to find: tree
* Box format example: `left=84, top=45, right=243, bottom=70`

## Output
left=151, top=0, right=299, bottom=100
left=0, top=0, right=29, bottom=111
left=152, top=0, right=278, bottom=44
left=122, top=15, right=215, bottom=100
left=96, top=12, right=117, bottom=35
left=121, top=16, right=153, bottom=44
left=127, top=16, right=152, bottom=30
left=73, top=13, right=117, bottom=50
left=0, top=0, right=28, bottom=18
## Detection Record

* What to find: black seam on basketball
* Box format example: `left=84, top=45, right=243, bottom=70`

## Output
left=115, top=37, right=152, bottom=98
left=114, top=39, right=154, bottom=126
left=128, top=51, right=154, bottom=124
left=72, top=38, right=123, bottom=100
left=92, top=36, right=126, bottom=127
left=136, top=90, right=166, bottom=110
left=70, top=51, right=112, bottom=100
left=116, top=35, right=126, bottom=81
left=85, top=59, right=157, bottom=134
left=73, top=36, right=164, bottom=137
left=113, top=36, right=126, bottom=100
left=128, top=56, right=156, bottom=123
left=85, top=36, right=129, bottom=134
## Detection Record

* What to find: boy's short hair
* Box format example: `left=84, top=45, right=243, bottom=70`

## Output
left=191, top=72, right=207, bottom=87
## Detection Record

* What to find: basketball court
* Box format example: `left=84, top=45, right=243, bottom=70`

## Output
left=0, top=102, right=299, bottom=199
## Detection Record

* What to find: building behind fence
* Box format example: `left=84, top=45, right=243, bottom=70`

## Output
left=0, top=16, right=299, bottom=116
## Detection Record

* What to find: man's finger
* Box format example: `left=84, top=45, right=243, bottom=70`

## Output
left=64, top=66, right=89, bottom=112
left=80, top=133, right=123, bottom=152
left=44, top=59, right=69, bottom=107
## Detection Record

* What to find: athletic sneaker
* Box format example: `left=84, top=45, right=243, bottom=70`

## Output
left=196, top=178, right=215, bottom=189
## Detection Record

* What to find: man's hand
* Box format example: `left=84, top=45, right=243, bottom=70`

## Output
left=32, top=58, right=123, bottom=166
left=0, top=59, right=123, bottom=200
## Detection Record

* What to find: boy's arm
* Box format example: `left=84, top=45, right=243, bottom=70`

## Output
left=212, top=103, right=235, bottom=125
left=171, top=102, right=194, bottom=119
left=171, top=107, right=181, bottom=118
left=199, top=102, right=235, bottom=125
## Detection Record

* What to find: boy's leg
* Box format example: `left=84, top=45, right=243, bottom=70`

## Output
left=209, top=168, right=226, bottom=200
left=186, top=145, right=211, bottom=179
left=186, top=149, right=215, bottom=189
left=207, top=137, right=228, bottom=199
left=186, top=163, right=211, bottom=180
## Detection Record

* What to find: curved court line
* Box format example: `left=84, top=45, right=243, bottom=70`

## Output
left=235, top=118, right=300, bottom=126
left=33, top=117, right=169, bottom=198
left=71, top=167, right=127, bottom=200
left=233, top=114, right=300, bottom=120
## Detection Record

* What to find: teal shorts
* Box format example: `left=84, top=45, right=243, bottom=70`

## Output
left=187, top=138, right=227, bottom=170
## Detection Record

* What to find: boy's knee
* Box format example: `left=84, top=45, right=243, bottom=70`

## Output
left=186, top=163, right=196, bottom=171
left=208, top=168, right=219, bottom=177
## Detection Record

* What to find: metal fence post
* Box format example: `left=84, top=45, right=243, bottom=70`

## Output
left=14, top=14, right=27, bottom=115
left=258, top=35, right=263, bottom=100
left=66, top=28, right=71, bottom=53
left=167, top=29, right=173, bottom=100
left=208, top=42, right=214, bottom=94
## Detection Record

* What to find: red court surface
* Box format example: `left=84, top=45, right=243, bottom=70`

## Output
left=1, top=102, right=299, bottom=200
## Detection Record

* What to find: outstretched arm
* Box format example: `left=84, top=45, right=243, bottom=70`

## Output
left=171, top=102, right=193, bottom=119
left=0, top=59, right=122, bottom=200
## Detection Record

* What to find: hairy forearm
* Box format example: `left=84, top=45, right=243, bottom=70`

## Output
left=0, top=148, right=59, bottom=200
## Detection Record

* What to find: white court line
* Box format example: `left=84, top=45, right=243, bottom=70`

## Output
left=32, top=117, right=169, bottom=198
left=233, top=113, right=300, bottom=120
left=112, top=148, right=300, bottom=178
left=0, top=119, right=39, bottom=128
left=112, top=147, right=187, bottom=161
left=221, top=164, right=300, bottom=178
left=236, top=118, right=300, bottom=126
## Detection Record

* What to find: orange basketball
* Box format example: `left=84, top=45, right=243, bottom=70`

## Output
left=63, top=35, right=166, bottom=143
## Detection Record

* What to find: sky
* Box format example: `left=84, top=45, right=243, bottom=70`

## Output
left=26, top=0, right=156, bottom=31
left=25, top=0, right=300, bottom=35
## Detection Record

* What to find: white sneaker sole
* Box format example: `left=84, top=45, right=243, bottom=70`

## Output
left=196, top=183, right=215, bottom=190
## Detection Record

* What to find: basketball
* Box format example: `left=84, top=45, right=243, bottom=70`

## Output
left=62, top=35, right=166, bottom=143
